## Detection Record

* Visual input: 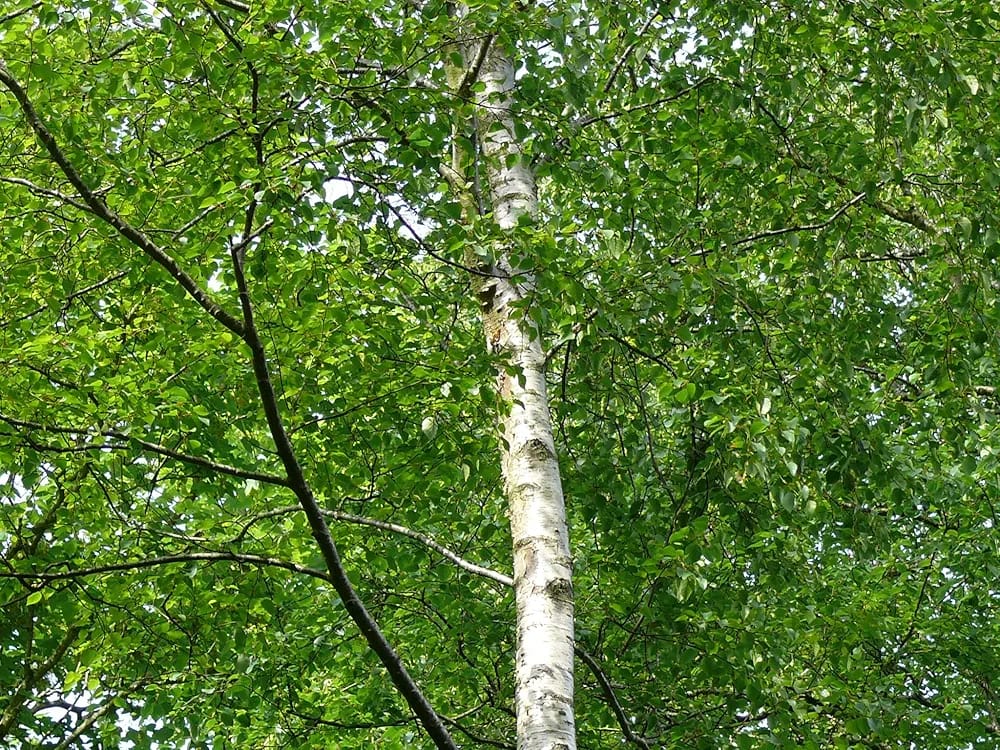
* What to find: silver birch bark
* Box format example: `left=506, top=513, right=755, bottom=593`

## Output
left=448, top=35, right=577, bottom=750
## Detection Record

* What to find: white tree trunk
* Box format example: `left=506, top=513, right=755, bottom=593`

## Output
left=468, top=41, right=577, bottom=750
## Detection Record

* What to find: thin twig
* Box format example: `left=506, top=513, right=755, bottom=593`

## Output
left=0, top=412, right=289, bottom=487
left=0, top=552, right=330, bottom=584
left=0, top=176, right=95, bottom=213
left=606, top=330, right=677, bottom=376
left=726, top=190, right=870, bottom=249
left=581, top=76, right=716, bottom=129
left=153, top=127, right=241, bottom=169
left=603, top=10, right=661, bottom=95
left=231, top=505, right=514, bottom=587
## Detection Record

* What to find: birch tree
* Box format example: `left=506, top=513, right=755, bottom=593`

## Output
left=2, top=2, right=1000, bottom=749
left=445, top=24, right=575, bottom=749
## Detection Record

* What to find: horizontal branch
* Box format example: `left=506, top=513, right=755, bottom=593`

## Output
left=0, top=412, right=289, bottom=487
left=286, top=706, right=412, bottom=731
left=62, top=271, right=131, bottom=307
left=0, top=270, right=128, bottom=329
left=0, top=551, right=330, bottom=584
left=0, top=176, right=94, bottom=213
left=727, top=190, right=870, bottom=249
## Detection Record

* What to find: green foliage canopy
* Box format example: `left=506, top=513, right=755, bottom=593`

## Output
left=1, top=1, right=999, bottom=748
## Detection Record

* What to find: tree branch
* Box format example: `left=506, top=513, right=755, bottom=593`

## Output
left=441, top=713, right=514, bottom=749
left=227, top=506, right=646, bottom=748
left=45, top=681, right=148, bottom=750
left=0, top=176, right=95, bottom=213
left=726, top=190, right=870, bottom=249
left=755, top=97, right=941, bottom=236
left=574, top=646, right=652, bottom=749
left=0, top=1, right=40, bottom=26
left=48, top=704, right=114, bottom=750
left=231, top=505, right=514, bottom=587
left=0, top=551, right=331, bottom=585
left=605, top=329, right=678, bottom=376
left=3, top=525, right=644, bottom=750
left=151, top=126, right=241, bottom=170
left=535, top=76, right=716, bottom=169
left=457, top=34, right=494, bottom=101
left=579, top=76, right=717, bottom=130
left=0, top=412, right=289, bottom=488
left=229, top=238, right=457, bottom=748
left=602, top=9, right=662, bottom=95
left=0, top=624, right=82, bottom=740
left=214, top=0, right=249, bottom=12
left=0, top=60, right=246, bottom=337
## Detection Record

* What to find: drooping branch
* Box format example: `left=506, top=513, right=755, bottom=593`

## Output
left=0, top=60, right=246, bottom=337
left=605, top=328, right=678, bottom=377
left=441, top=713, right=515, bottom=749
left=230, top=505, right=514, bottom=587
